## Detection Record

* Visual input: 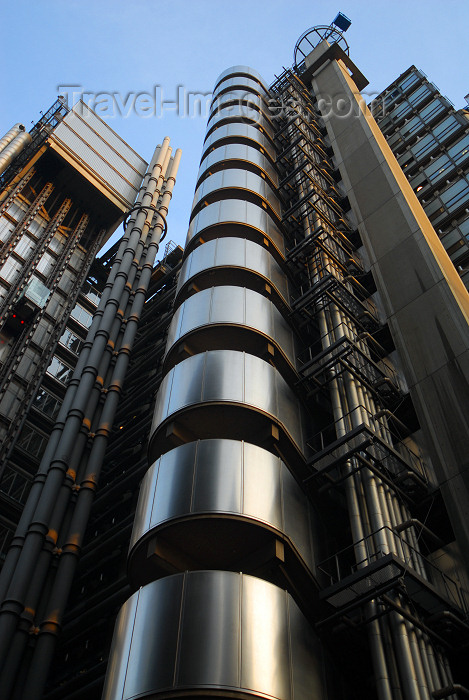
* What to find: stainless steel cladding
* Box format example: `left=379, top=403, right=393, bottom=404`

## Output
left=209, top=91, right=269, bottom=120
left=207, top=104, right=275, bottom=138
left=212, top=76, right=270, bottom=102
left=149, top=349, right=307, bottom=462
left=176, top=237, right=290, bottom=307
left=191, top=168, right=281, bottom=219
left=185, top=199, right=285, bottom=254
left=0, top=131, right=32, bottom=176
left=102, top=571, right=325, bottom=700
left=214, top=65, right=270, bottom=91
left=164, top=286, right=297, bottom=374
left=47, top=101, right=147, bottom=212
left=198, top=143, right=278, bottom=187
left=192, top=168, right=281, bottom=224
left=0, top=123, right=25, bottom=154
left=202, top=122, right=276, bottom=161
left=129, top=440, right=317, bottom=580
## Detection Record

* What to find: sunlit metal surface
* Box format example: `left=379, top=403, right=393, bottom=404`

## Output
left=206, top=104, right=274, bottom=138
left=201, top=122, right=276, bottom=161
left=165, top=285, right=296, bottom=370
left=191, top=168, right=281, bottom=219
left=211, top=76, right=270, bottom=103
left=185, top=199, right=285, bottom=255
left=198, top=143, right=278, bottom=187
left=209, top=92, right=270, bottom=124
left=176, top=237, right=290, bottom=306
left=102, top=571, right=325, bottom=700
left=129, top=439, right=316, bottom=575
left=214, top=65, right=269, bottom=91
left=149, top=349, right=308, bottom=461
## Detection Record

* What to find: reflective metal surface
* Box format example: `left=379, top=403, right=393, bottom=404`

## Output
left=198, top=143, right=278, bottom=187
left=214, top=65, right=269, bottom=91
left=211, top=76, right=270, bottom=103
left=209, top=92, right=269, bottom=124
left=206, top=104, right=275, bottom=138
left=208, top=88, right=268, bottom=116
left=202, top=122, right=276, bottom=162
left=149, top=349, right=307, bottom=460
left=185, top=199, right=285, bottom=255
left=130, top=439, right=316, bottom=573
left=177, top=237, right=289, bottom=305
left=49, top=103, right=147, bottom=211
left=102, top=571, right=325, bottom=700
left=191, top=168, right=281, bottom=219
left=165, top=285, right=296, bottom=369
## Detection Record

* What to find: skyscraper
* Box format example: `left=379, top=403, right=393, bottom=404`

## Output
left=0, top=99, right=146, bottom=564
left=1, top=17, right=469, bottom=700
left=371, top=66, right=469, bottom=288
left=100, top=24, right=469, bottom=700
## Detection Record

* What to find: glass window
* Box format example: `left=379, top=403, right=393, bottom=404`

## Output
left=33, top=388, right=61, bottom=419
left=389, top=100, right=412, bottom=121
left=70, top=304, right=93, bottom=328
left=398, top=72, right=420, bottom=93
left=69, top=248, right=85, bottom=270
left=432, top=115, right=461, bottom=143
left=59, top=328, right=84, bottom=355
left=13, top=234, right=35, bottom=259
left=424, top=155, right=452, bottom=183
left=36, top=252, right=55, bottom=276
left=46, top=356, right=74, bottom=385
left=440, top=179, right=469, bottom=213
left=448, top=135, right=469, bottom=166
left=399, top=115, right=424, bottom=139
left=81, top=282, right=101, bottom=305
left=0, top=257, right=22, bottom=283
left=408, top=84, right=432, bottom=106
left=49, top=231, right=67, bottom=254
left=459, top=216, right=469, bottom=239
left=0, top=466, right=31, bottom=503
left=17, top=424, right=47, bottom=458
left=411, top=134, right=437, bottom=161
left=0, top=218, right=14, bottom=245
left=419, top=98, right=446, bottom=124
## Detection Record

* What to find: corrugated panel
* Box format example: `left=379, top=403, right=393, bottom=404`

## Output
left=49, top=101, right=147, bottom=209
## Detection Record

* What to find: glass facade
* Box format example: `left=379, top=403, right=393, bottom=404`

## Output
left=373, top=66, right=469, bottom=286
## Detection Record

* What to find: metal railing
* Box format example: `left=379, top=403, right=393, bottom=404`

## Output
left=318, top=526, right=469, bottom=615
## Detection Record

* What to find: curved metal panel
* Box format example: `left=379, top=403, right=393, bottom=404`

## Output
left=149, top=350, right=307, bottom=461
left=207, top=104, right=274, bottom=138
left=198, top=143, right=278, bottom=187
left=214, top=65, right=269, bottom=91
left=102, top=572, right=326, bottom=700
left=191, top=168, right=281, bottom=220
left=177, top=237, right=290, bottom=306
left=209, top=92, right=268, bottom=124
left=185, top=199, right=285, bottom=256
left=212, top=76, right=270, bottom=103
left=165, top=286, right=296, bottom=371
left=202, top=122, right=276, bottom=162
left=130, top=439, right=316, bottom=574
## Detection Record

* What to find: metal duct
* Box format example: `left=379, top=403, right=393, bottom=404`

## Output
left=0, top=131, right=32, bottom=176
left=0, top=124, right=25, bottom=154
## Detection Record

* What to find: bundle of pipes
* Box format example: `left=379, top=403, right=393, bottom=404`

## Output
left=0, top=137, right=181, bottom=699
left=0, top=123, right=32, bottom=176
left=283, top=77, right=456, bottom=700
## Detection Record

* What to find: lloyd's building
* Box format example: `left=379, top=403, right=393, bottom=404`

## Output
left=0, top=15, right=468, bottom=700
left=102, top=17, right=469, bottom=700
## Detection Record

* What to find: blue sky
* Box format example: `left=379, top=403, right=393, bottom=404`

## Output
left=1, top=0, right=468, bottom=253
